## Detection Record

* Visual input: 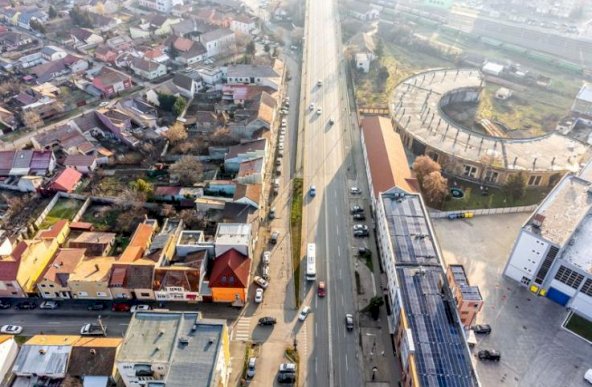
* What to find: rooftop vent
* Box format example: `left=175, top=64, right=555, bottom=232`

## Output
left=90, top=349, right=97, bottom=355
left=532, top=213, right=545, bottom=228
left=178, top=337, right=189, bottom=345
left=39, top=349, right=46, bottom=355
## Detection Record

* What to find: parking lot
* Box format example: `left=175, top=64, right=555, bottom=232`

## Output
left=433, top=213, right=592, bottom=387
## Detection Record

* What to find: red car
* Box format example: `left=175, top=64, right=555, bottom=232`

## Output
left=317, top=281, right=326, bottom=297
left=112, top=302, right=131, bottom=312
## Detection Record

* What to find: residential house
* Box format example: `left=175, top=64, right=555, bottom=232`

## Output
left=139, top=0, right=184, bottom=13
left=130, top=57, right=167, bottom=80
left=0, top=106, right=16, bottom=131
left=65, top=337, right=122, bottom=387
left=11, top=336, right=79, bottom=386
left=223, top=138, right=267, bottom=173
left=69, top=232, right=116, bottom=256
left=572, top=84, right=592, bottom=120
left=209, top=248, right=250, bottom=303
left=49, top=167, right=83, bottom=192
left=119, top=221, right=158, bottom=263
left=116, top=312, right=230, bottom=387
left=32, top=125, right=96, bottom=156
left=199, top=28, right=235, bottom=58
left=0, top=31, right=32, bottom=51
left=232, top=183, right=261, bottom=209
left=106, top=35, right=133, bottom=51
left=173, top=36, right=207, bottom=65
left=446, top=264, right=484, bottom=327
left=172, top=71, right=203, bottom=98
left=36, top=248, right=86, bottom=299
left=16, top=8, right=48, bottom=30
left=205, top=179, right=236, bottom=196
left=0, top=336, right=18, bottom=385
left=222, top=203, right=258, bottom=227
left=230, top=15, right=256, bottom=34
left=153, top=249, right=206, bottom=301
left=71, top=27, right=104, bottom=47
left=348, top=3, right=380, bottom=20
left=117, top=97, right=159, bottom=129
left=63, top=54, right=89, bottom=74
left=95, top=108, right=139, bottom=147
left=109, top=263, right=156, bottom=300
left=195, top=197, right=228, bottom=212
left=64, top=154, right=98, bottom=174
left=229, top=91, right=277, bottom=138
left=226, top=61, right=283, bottom=90
left=17, top=175, right=44, bottom=192
left=175, top=230, right=208, bottom=257
left=235, top=157, right=264, bottom=184
left=30, top=60, right=69, bottom=84
left=356, top=53, right=371, bottom=73
left=214, top=223, right=251, bottom=258
left=41, top=46, right=67, bottom=62
left=197, top=66, right=224, bottom=85
left=143, top=46, right=169, bottom=63
left=0, top=150, right=55, bottom=176
left=95, top=45, right=118, bottom=64
left=69, top=255, right=119, bottom=299
left=149, top=14, right=180, bottom=36
left=92, top=67, right=133, bottom=97
left=189, top=111, right=219, bottom=133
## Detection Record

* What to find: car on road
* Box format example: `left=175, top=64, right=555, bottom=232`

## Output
left=130, top=305, right=151, bottom=313
left=0, top=301, right=11, bottom=309
left=353, top=224, right=369, bottom=232
left=585, top=368, right=592, bottom=384
left=277, top=373, right=296, bottom=384
left=316, top=108, right=322, bottom=115
left=270, top=231, right=279, bottom=244
left=472, top=324, right=492, bottom=334
left=345, top=314, right=354, bottom=331
left=354, top=229, right=369, bottom=238
left=246, top=357, right=256, bottom=379
left=317, top=80, right=323, bottom=87
left=254, top=275, right=269, bottom=289
left=350, top=186, right=361, bottom=194
left=40, top=301, right=59, bottom=309
left=350, top=205, right=364, bottom=214
left=0, top=325, right=22, bottom=335
left=353, top=213, right=366, bottom=221
left=328, top=118, right=334, bottom=125
left=80, top=323, right=106, bottom=336
left=258, top=316, right=277, bottom=326
left=317, top=281, right=326, bottom=297
left=280, top=128, right=286, bottom=135
left=87, top=302, right=105, bottom=311
left=255, top=288, right=264, bottom=303
left=269, top=208, right=276, bottom=220
left=309, top=103, right=315, bottom=111
left=298, top=306, right=311, bottom=321
left=478, top=349, right=501, bottom=361
left=309, top=185, right=316, bottom=197
left=262, top=251, right=271, bottom=264
left=262, top=264, right=270, bottom=280
left=278, top=143, right=284, bottom=151
left=279, top=135, right=285, bottom=142
left=279, top=363, right=297, bottom=374
left=112, top=302, right=131, bottom=312
left=15, top=301, right=36, bottom=310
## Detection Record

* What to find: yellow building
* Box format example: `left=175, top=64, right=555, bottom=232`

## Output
left=69, top=256, right=118, bottom=299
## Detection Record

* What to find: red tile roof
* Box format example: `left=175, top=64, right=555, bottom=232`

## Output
left=173, top=37, right=194, bottom=52
left=50, top=168, right=82, bottom=192
left=209, top=248, right=250, bottom=288
left=39, top=219, right=69, bottom=240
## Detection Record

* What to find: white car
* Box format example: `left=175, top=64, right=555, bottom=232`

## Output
left=40, top=301, right=59, bottom=309
left=278, top=143, right=285, bottom=151
left=280, top=128, right=286, bottom=135
left=317, top=80, right=323, bottom=86
left=350, top=186, right=362, bottom=194
left=0, top=325, right=22, bottom=335
left=308, top=103, right=315, bottom=111
left=585, top=368, right=592, bottom=384
left=316, top=108, right=322, bottom=115
left=255, top=288, right=264, bottom=303
left=279, top=135, right=285, bottom=142
left=262, top=251, right=271, bottom=265
left=254, top=275, right=269, bottom=289
left=298, top=306, right=311, bottom=321
left=130, top=305, right=151, bottom=313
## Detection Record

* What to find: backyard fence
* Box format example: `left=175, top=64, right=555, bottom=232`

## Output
left=429, top=204, right=537, bottom=219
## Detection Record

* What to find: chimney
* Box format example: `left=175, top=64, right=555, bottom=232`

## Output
left=90, top=349, right=97, bottom=355
left=39, top=349, right=46, bottom=355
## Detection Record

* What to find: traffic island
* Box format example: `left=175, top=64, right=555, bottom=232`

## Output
left=290, top=178, right=303, bottom=305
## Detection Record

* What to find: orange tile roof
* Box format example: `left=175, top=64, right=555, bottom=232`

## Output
left=38, top=219, right=69, bottom=240
left=39, top=248, right=86, bottom=283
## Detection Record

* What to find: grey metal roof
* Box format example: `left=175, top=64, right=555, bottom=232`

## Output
left=12, top=344, right=71, bottom=376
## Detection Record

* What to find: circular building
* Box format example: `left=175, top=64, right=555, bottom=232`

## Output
left=391, top=69, right=590, bottom=187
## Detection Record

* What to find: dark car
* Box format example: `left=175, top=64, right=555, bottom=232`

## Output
left=345, top=314, right=354, bottom=331
left=472, top=324, right=492, bottom=334
left=112, top=302, right=131, bottom=312
left=353, top=230, right=369, bottom=238
left=478, top=349, right=501, bottom=361
left=350, top=205, right=364, bottom=214
left=277, top=372, right=296, bottom=384
left=0, top=301, right=11, bottom=309
left=258, top=317, right=277, bottom=326
left=87, top=302, right=105, bottom=311
left=353, top=213, right=366, bottom=221
left=15, top=301, right=36, bottom=310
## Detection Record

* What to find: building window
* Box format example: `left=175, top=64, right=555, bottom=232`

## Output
left=463, top=165, right=477, bottom=178
left=96, top=292, right=107, bottom=297
left=581, top=279, right=592, bottom=297
left=78, top=291, right=88, bottom=297
left=554, top=266, right=584, bottom=289
left=528, top=175, right=542, bottom=186
left=521, top=276, right=531, bottom=285
left=484, top=170, right=499, bottom=183
left=141, top=292, right=150, bottom=297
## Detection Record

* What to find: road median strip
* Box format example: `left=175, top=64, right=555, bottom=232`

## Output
left=290, top=178, right=303, bottom=306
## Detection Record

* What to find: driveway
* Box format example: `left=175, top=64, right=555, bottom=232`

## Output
left=433, top=213, right=592, bottom=387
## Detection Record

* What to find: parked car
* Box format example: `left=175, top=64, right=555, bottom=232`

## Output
left=270, top=231, right=280, bottom=244
left=258, top=316, right=277, bottom=326
left=317, top=281, right=326, bottom=297
left=0, top=325, right=22, bottom=335
left=87, top=302, right=105, bottom=311
left=328, top=118, right=334, bottom=125
left=279, top=363, right=297, bottom=374
left=130, top=305, right=151, bottom=313
left=269, top=208, right=276, bottom=220
left=254, top=275, right=269, bottom=289
left=472, top=324, right=492, bottom=334
left=277, top=373, right=296, bottom=384
left=262, top=264, right=270, bottom=280
left=80, top=323, right=106, bottom=336
left=0, top=301, right=11, bottom=309
left=246, top=357, right=256, bottom=379
left=298, top=306, right=311, bottom=321
left=354, top=229, right=369, bottom=238
left=40, top=301, right=59, bottom=310
left=317, top=80, right=323, bottom=86
left=255, top=288, right=264, bottom=303
left=478, top=349, right=501, bottom=361
left=585, top=368, right=592, bottom=384
left=15, top=301, right=36, bottom=310
left=352, top=224, right=368, bottom=232
left=350, top=186, right=361, bottom=194
left=353, top=213, right=366, bottom=221
left=309, top=103, right=315, bottom=111
left=309, top=185, right=316, bottom=197
left=262, top=251, right=271, bottom=265
left=345, top=314, right=354, bottom=331
left=112, top=303, right=131, bottom=312
left=350, top=205, right=364, bottom=214
left=316, top=108, right=322, bottom=115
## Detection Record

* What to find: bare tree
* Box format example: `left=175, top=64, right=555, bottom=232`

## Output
left=116, top=208, right=148, bottom=234
left=170, top=156, right=203, bottom=185
left=179, top=209, right=206, bottom=229
left=210, top=127, right=238, bottom=146
left=52, top=100, right=66, bottom=113
left=422, top=171, right=448, bottom=208
left=161, top=204, right=177, bottom=217
left=412, top=155, right=441, bottom=188
left=163, top=121, right=188, bottom=144
left=22, top=110, right=43, bottom=130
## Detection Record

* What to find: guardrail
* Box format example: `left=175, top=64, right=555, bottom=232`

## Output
left=429, top=204, right=537, bottom=219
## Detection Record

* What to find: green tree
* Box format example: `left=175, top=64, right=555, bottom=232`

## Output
left=30, top=19, right=46, bottom=34
left=70, top=6, right=94, bottom=28
left=363, top=296, right=384, bottom=320
left=157, top=93, right=177, bottom=111
left=130, top=178, right=153, bottom=195
left=377, top=66, right=389, bottom=82
left=173, top=96, right=187, bottom=117
left=264, top=43, right=271, bottom=53
left=504, top=172, right=526, bottom=201
left=48, top=5, right=57, bottom=19
left=375, top=39, right=384, bottom=58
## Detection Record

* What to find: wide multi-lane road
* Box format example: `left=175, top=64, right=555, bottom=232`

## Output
left=301, top=0, right=363, bottom=385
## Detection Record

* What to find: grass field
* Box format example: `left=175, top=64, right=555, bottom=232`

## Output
left=39, top=198, right=83, bottom=229
left=290, top=178, right=303, bottom=306
left=564, top=313, right=592, bottom=343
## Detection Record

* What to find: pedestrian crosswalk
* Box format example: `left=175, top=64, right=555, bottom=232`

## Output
left=232, top=317, right=252, bottom=341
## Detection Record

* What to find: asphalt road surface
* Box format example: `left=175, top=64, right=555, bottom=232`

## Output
left=301, top=0, right=363, bottom=385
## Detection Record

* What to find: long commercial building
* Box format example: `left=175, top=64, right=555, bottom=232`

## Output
left=361, top=116, right=479, bottom=386
left=504, top=161, right=592, bottom=320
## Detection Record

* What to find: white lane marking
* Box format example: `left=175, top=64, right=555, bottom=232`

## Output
left=315, top=322, right=318, bottom=336
left=345, top=354, right=348, bottom=369
left=337, top=245, right=341, bottom=256
left=336, top=227, right=339, bottom=236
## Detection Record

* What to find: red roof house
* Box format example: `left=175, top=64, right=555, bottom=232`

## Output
left=50, top=168, right=82, bottom=192
left=208, top=248, right=251, bottom=303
